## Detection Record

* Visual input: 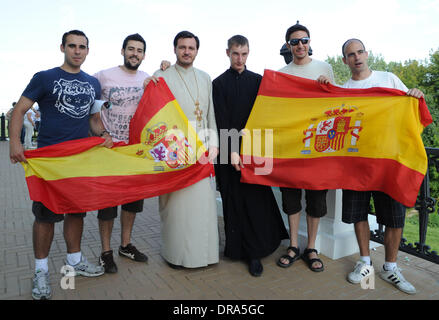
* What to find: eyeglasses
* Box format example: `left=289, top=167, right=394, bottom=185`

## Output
left=288, top=37, right=310, bottom=46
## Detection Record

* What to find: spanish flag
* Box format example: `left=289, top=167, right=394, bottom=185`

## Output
left=22, top=79, right=214, bottom=213
left=241, top=70, right=432, bottom=207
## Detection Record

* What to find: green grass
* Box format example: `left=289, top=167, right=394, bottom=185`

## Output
left=403, top=213, right=439, bottom=253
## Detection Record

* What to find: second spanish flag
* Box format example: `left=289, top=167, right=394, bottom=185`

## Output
left=241, top=70, right=432, bottom=207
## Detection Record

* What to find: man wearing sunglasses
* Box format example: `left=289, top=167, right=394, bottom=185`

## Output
left=277, top=23, right=335, bottom=273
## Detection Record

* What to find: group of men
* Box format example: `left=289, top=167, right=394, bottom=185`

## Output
left=8, top=22, right=425, bottom=300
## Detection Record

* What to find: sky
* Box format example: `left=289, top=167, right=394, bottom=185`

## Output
left=1, top=0, right=439, bottom=113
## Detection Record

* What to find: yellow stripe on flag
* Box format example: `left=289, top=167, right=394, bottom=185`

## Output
left=25, top=100, right=207, bottom=181
left=243, top=95, right=426, bottom=175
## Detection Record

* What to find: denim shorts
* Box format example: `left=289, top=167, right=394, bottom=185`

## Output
left=342, top=190, right=406, bottom=228
left=97, top=199, right=144, bottom=221
left=280, top=188, right=328, bottom=218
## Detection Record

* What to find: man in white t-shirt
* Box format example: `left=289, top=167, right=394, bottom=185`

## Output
left=23, top=107, right=35, bottom=149
left=276, top=23, right=335, bottom=273
left=32, top=105, right=41, bottom=133
left=319, top=38, right=423, bottom=294
left=93, top=33, right=150, bottom=273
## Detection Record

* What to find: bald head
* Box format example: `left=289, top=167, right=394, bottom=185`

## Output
left=342, top=38, right=366, bottom=58
left=342, top=38, right=371, bottom=79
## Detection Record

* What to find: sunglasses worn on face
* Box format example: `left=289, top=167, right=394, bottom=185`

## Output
left=289, top=37, right=310, bottom=46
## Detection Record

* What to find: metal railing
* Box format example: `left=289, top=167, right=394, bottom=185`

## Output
left=0, top=113, right=6, bottom=141
left=370, top=147, right=439, bottom=264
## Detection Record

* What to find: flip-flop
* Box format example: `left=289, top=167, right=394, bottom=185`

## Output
left=302, top=248, right=324, bottom=272
left=277, top=246, right=301, bottom=268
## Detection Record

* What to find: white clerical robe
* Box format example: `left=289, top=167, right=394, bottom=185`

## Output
left=154, top=64, right=219, bottom=268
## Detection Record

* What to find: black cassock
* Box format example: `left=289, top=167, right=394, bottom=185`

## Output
left=212, top=68, right=289, bottom=260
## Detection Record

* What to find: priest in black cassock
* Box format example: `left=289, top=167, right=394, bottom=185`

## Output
left=212, top=35, right=289, bottom=277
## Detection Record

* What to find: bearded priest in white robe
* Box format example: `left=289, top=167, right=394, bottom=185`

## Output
left=148, top=31, right=219, bottom=268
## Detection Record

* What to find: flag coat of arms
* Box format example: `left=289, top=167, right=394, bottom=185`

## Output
left=241, top=70, right=432, bottom=207
left=22, top=79, right=214, bottom=213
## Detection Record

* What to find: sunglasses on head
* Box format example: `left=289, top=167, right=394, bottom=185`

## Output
left=288, top=37, right=310, bottom=46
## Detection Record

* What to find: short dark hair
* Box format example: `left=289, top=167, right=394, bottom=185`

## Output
left=122, top=33, right=146, bottom=51
left=285, top=22, right=310, bottom=42
left=173, top=31, right=200, bottom=49
left=227, top=35, right=249, bottom=49
left=342, top=38, right=366, bottom=57
left=62, top=30, right=89, bottom=48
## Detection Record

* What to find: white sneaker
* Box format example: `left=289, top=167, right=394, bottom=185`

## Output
left=347, top=260, right=374, bottom=284
left=379, top=266, right=416, bottom=294
left=65, top=255, right=104, bottom=277
left=32, top=269, right=52, bottom=300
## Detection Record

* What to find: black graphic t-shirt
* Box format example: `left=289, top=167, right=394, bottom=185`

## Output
left=22, top=67, right=101, bottom=147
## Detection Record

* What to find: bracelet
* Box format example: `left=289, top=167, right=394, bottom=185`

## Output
left=99, top=130, right=109, bottom=137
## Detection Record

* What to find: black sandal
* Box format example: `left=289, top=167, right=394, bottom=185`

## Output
left=277, top=246, right=301, bottom=268
left=302, top=248, right=324, bottom=272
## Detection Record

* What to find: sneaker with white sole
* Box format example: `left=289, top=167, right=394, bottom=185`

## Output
left=32, top=269, right=52, bottom=300
left=66, top=255, right=105, bottom=277
left=347, top=260, right=374, bottom=284
left=119, top=243, right=148, bottom=262
left=379, top=266, right=416, bottom=294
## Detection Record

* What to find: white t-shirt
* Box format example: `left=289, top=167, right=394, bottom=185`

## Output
left=31, top=105, right=40, bottom=122
left=278, top=59, right=335, bottom=83
left=94, top=66, right=149, bottom=143
left=23, top=109, right=34, bottom=125
left=342, top=70, right=408, bottom=91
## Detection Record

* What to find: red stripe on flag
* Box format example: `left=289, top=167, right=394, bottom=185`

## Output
left=23, top=137, right=127, bottom=159
left=258, top=70, right=432, bottom=127
left=240, top=156, right=425, bottom=207
left=260, top=69, right=410, bottom=98
left=26, top=161, right=215, bottom=214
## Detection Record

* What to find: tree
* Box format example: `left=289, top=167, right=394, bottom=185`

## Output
left=366, top=51, right=387, bottom=72
left=388, top=59, right=427, bottom=89
left=423, top=50, right=439, bottom=106
left=326, top=56, right=350, bottom=85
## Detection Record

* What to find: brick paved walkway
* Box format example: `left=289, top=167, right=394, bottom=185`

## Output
left=1, top=140, right=439, bottom=300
